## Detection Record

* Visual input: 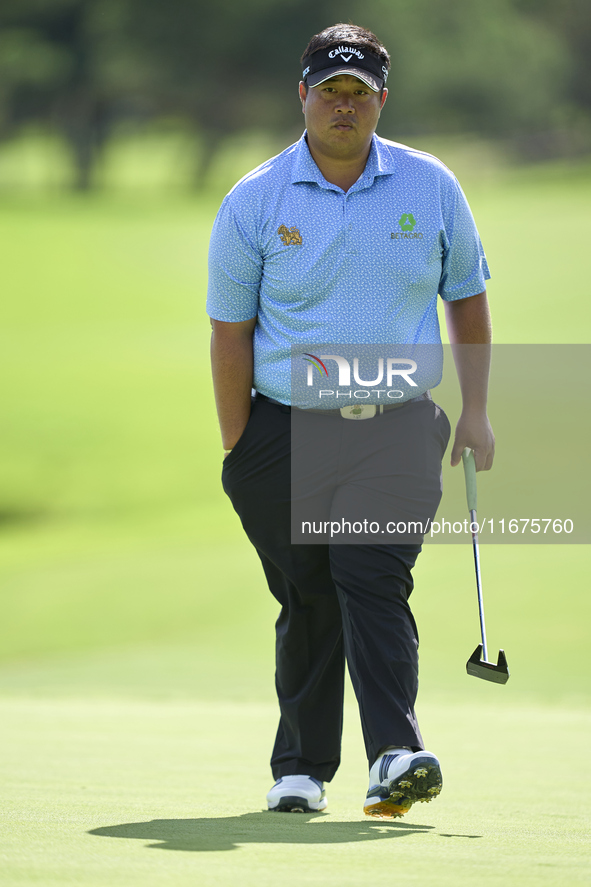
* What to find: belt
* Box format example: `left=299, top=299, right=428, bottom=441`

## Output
left=256, top=391, right=431, bottom=419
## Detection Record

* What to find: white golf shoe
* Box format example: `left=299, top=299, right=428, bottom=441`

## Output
left=267, top=775, right=327, bottom=812
left=364, top=747, right=443, bottom=818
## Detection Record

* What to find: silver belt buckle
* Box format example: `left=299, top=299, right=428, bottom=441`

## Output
left=340, top=404, right=377, bottom=420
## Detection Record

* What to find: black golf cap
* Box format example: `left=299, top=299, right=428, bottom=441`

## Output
left=302, top=45, right=388, bottom=93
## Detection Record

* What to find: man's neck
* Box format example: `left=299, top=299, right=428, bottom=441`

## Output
left=306, top=136, right=372, bottom=192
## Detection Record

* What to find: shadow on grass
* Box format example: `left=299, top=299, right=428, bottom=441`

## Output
left=89, top=811, right=438, bottom=852
left=0, top=506, right=47, bottom=527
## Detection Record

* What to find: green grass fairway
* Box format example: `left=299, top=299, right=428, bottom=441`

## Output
left=1, top=158, right=591, bottom=885
left=2, top=697, right=590, bottom=887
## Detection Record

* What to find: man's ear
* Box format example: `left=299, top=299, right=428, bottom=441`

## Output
left=299, top=81, right=307, bottom=112
left=380, top=87, right=388, bottom=111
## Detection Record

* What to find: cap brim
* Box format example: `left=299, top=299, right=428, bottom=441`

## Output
left=307, top=66, right=382, bottom=92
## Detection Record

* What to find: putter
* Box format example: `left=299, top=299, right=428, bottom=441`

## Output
left=462, top=448, right=510, bottom=684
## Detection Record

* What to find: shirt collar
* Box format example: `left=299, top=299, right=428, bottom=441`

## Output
left=291, top=132, right=396, bottom=189
left=290, top=133, right=324, bottom=185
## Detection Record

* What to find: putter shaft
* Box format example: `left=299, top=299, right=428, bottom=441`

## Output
left=469, top=507, right=488, bottom=662
left=462, top=448, right=510, bottom=683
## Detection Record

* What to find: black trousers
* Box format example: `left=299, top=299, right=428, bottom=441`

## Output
left=221, top=396, right=450, bottom=782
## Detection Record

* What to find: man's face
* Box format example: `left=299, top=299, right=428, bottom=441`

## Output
left=299, top=74, right=387, bottom=159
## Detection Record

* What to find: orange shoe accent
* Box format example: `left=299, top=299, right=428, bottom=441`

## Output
left=364, top=798, right=412, bottom=819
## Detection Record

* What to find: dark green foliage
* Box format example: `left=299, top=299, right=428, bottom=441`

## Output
left=0, top=0, right=587, bottom=188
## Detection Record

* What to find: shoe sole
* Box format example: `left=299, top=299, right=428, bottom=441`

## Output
left=388, top=755, right=443, bottom=805
left=268, top=796, right=327, bottom=813
left=364, top=755, right=443, bottom=818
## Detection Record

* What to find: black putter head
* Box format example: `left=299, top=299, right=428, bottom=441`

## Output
left=466, top=645, right=510, bottom=684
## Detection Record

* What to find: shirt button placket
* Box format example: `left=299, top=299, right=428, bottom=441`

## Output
left=344, top=193, right=354, bottom=254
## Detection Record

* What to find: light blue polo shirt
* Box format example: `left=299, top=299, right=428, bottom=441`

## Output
left=207, top=133, right=490, bottom=404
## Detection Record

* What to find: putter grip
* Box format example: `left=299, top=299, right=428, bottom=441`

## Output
left=462, top=448, right=477, bottom=511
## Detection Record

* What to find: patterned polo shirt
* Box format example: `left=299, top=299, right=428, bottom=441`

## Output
left=207, top=132, right=490, bottom=404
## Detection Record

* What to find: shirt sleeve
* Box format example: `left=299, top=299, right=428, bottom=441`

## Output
left=438, top=177, right=491, bottom=301
left=206, top=196, right=262, bottom=321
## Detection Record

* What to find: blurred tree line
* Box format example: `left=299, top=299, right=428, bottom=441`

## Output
left=0, top=0, right=589, bottom=189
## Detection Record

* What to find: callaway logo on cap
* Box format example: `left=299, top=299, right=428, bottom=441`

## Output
left=302, top=45, right=388, bottom=93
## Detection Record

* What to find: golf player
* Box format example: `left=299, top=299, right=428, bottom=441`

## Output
left=207, top=23, right=495, bottom=817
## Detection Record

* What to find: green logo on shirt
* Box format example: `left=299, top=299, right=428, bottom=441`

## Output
left=399, top=213, right=416, bottom=232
